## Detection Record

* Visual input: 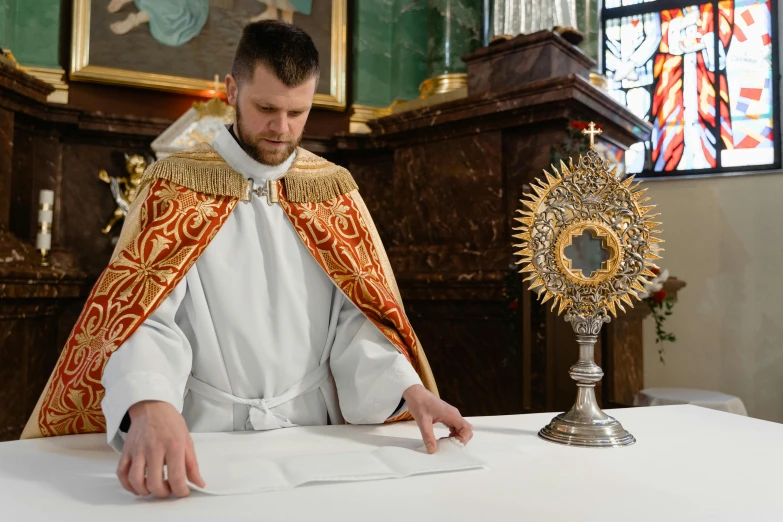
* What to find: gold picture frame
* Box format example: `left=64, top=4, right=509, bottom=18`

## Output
left=70, top=0, right=347, bottom=110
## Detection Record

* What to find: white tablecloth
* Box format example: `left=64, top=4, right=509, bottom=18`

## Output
left=1, top=405, right=780, bottom=521
left=634, top=387, right=748, bottom=416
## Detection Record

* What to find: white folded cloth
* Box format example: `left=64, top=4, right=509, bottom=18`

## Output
left=189, top=437, right=485, bottom=496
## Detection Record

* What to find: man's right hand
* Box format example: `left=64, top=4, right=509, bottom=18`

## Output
left=116, top=400, right=205, bottom=498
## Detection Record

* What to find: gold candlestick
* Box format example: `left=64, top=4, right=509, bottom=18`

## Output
left=39, top=248, right=50, bottom=267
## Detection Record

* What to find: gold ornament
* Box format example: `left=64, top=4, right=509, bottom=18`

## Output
left=512, top=125, right=663, bottom=329
left=193, top=96, right=235, bottom=121
left=99, top=154, right=148, bottom=235
left=512, top=121, right=664, bottom=447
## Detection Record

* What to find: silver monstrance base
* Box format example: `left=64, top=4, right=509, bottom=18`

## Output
left=538, top=333, right=636, bottom=447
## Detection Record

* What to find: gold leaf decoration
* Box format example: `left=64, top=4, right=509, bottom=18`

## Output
left=512, top=138, right=662, bottom=327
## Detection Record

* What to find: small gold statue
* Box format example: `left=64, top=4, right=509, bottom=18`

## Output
left=98, top=154, right=147, bottom=235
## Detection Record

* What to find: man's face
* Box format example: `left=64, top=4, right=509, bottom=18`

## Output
left=225, top=63, right=316, bottom=166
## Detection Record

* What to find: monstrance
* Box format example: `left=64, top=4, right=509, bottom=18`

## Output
left=513, top=122, right=663, bottom=447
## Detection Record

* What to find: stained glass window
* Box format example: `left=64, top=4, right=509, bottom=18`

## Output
left=602, top=1, right=779, bottom=176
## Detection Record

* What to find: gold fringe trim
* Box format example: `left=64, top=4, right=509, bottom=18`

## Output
left=285, top=148, right=358, bottom=202
left=284, top=165, right=358, bottom=203
left=139, top=143, right=358, bottom=203
left=139, top=143, right=247, bottom=199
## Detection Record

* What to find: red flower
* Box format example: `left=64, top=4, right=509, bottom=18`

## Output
left=570, top=121, right=603, bottom=133
left=653, top=289, right=667, bottom=304
left=651, top=267, right=660, bottom=275
left=508, top=299, right=519, bottom=310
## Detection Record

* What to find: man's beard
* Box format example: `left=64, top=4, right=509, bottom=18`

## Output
left=234, top=105, right=302, bottom=166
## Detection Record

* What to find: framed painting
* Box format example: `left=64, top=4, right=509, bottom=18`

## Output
left=70, top=0, right=347, bottom=110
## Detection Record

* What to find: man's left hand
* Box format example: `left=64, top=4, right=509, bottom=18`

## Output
left=402, top=384, right=473, bottom=454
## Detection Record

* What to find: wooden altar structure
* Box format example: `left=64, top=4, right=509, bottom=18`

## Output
left=0, top=31, right=673, bottom=440
left=0, top=61, right=164, bottom=440
left=333, top=31, right=655, bottom=415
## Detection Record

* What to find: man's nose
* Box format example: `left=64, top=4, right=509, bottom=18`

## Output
left=269, top=113, right=288, bottom=135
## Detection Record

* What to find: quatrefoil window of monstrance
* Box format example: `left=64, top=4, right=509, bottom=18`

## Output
left=563, top=228, right=612, bottom=279
left=513, top=145, right=664, bottom=317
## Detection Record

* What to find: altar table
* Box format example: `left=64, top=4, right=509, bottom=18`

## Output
left=0, top=405, right=779, bottom=521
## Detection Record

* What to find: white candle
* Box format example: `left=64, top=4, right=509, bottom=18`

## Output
left=39, top=189, right=54, bottom=205
left=38, top=209, right=53, bottom=224
left=36, top=232, right=51, bottom=250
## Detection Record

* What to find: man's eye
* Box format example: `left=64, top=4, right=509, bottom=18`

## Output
left=259, top=106, right=275, bottom=113
left=289, top=111, right=303, bottom=117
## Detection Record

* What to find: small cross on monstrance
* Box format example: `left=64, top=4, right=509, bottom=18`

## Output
left=582, top=121, right=602, bottom=149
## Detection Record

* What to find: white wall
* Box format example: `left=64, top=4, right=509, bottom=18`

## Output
left=642, top=173, right=783, bottom=423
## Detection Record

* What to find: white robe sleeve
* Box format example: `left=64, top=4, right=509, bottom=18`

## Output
left=329, top=295, right=422, bottom=424
left=101, top=277, right=192, bottom=443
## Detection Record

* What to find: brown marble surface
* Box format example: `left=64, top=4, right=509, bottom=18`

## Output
left=0, top=223, right=86, bottom=441
left=464, top=30, right=595, bottom=96
left=409, top=299, right=522, bottom=416
left=603, top=277, right=687, bottom=406
left=0, top=107, right=13, bottom=225
left=344, top=150, right=396, bottom=242
left=604, top=316, right=643, bottom=407
left=393, top=132, right=504, bottom=250
left=0, top=62, right=52, bottom=106
left=354, top=75, right=649, bottom=146
left=0, top=229, right=85, bottom=294
left=0, top=296, right=67, bottom=440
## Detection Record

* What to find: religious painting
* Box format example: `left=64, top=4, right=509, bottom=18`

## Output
left=70, top=0, right=347, bottom=109
left=603, top=0, right=779, bottom=177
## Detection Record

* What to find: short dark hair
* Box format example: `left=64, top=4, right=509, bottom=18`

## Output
left=232, top=20, right=319, bottom=87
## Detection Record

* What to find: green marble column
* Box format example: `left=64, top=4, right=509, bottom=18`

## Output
left=426, top=0, right=481, bottom=77
left=576, top=0, right=599, bottom=62
left=390, top=0, right=428, bottom=101
left=0, top=0, right=16, bottom=51
left=353, top=0, right=429, bottom=110
left=353, top=0, right=394, bottom=107
left=1, top=0, right=60, bottom=68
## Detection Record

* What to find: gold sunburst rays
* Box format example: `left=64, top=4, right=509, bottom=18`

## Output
left=512, top=142, right=663, bottom=319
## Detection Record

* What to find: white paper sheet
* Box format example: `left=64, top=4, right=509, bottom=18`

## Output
left=189, top=438, right=485, bottom=496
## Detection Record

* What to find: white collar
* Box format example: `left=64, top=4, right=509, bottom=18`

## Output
left=211, top=125, right=296, bottom=183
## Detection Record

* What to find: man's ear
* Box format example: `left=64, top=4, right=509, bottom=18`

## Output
left=226, top=74, right=239, bottom=107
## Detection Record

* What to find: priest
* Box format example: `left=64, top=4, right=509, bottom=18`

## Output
left=21, top=20, right=472, bottom=498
